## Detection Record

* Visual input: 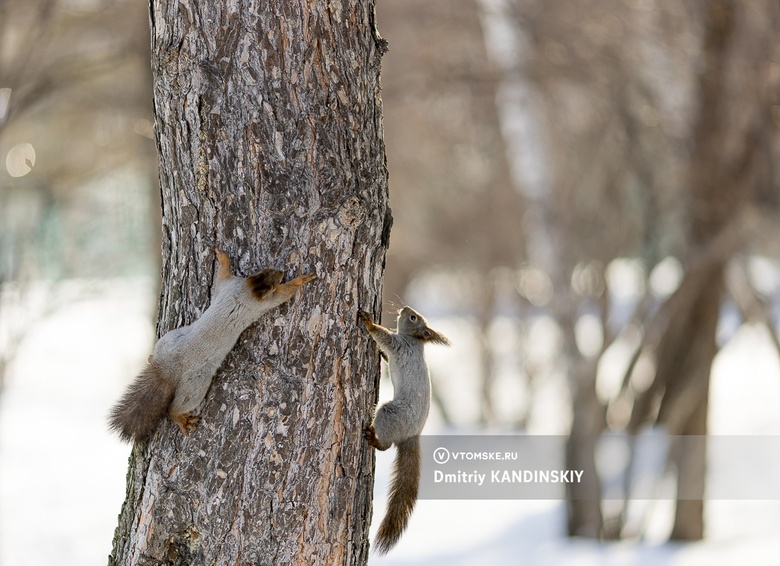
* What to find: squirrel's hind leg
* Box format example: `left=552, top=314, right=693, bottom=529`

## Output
left=170, top=412, right=199, bottom=436
left=365, top=424, right=391, bottom=451
left=215, top=248, right=232, bottom=281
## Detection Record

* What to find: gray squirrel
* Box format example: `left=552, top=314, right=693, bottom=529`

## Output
left=359, top=307, right=450, bottom=554
left=109, top=248, right=316, bottom=442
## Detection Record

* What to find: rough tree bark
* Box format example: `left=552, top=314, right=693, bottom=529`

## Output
left=109, top=1, right=391, bottom=564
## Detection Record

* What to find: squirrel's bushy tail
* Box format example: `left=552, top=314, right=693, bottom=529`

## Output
left=374, top=436, right=420, bottom=554
left=109, top=363, right=175, bottom=443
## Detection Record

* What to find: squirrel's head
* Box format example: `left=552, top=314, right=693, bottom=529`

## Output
left=397, top=306, right=451, bottom=346
left=246, top=269, right=284, bottom=300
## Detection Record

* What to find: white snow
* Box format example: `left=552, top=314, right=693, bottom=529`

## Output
left=1, top=279, right=779, bottom=565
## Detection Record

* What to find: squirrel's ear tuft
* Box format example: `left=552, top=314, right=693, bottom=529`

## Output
left=417, top=327, right=451, bottom=346
left=247, top=269, right=284, bottom=299
left=412, top=328, right=432, bottom=341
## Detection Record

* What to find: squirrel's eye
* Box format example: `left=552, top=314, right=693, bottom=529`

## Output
left=410, top=315, right=417, bottom=322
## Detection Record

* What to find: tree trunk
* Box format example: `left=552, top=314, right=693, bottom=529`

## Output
left=109, top=1, right=390, bottom=564
left=669, top=388, right=709, bottom=540
left=660, top=1, right=732, bottom=540
left=561, top=310, right=606, bottom=538
left=627, top=0, right=776, bottom=540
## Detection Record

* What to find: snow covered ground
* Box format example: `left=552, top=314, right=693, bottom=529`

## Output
left=1, top=280, right=779, bottom=565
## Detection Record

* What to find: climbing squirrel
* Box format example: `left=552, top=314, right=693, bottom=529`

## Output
left=109, top=248, right=316, bottom=443
left=358, top=307, right=450, bottom=554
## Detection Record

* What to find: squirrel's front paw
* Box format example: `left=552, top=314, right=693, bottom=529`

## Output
left=358, top=311, right=373, bottom=328
left=292, top=273, right=317, bottom=286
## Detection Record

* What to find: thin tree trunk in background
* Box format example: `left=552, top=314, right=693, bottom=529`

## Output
left=561, top=308, right=605, bottom=537
left=109, top=1, right=390, bottom=564
left=628, top=0, right=773, bottom=540
left=659, top=1, right=733, bottom=540
left=648, top=263, right=723, bottom=540
left=477, top=277, right=497, bottom=425
left=669, top=385, right=709, bottom=540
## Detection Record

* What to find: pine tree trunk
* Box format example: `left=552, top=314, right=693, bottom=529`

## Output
left=109, top=1, right=390, bottom=564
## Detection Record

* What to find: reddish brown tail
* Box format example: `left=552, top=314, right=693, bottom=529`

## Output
left=108, top=363, right=175, bottom=443
left=374, top=436, right=420, bottom=554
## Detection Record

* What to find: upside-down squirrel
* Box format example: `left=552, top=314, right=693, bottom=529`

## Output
left=359, top=307, right=450, bottom=554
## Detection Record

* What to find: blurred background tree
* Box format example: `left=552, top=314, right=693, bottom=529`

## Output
left=0, top=0, right=156, bottom=385
left=378, top=0, right=780, bottom=542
